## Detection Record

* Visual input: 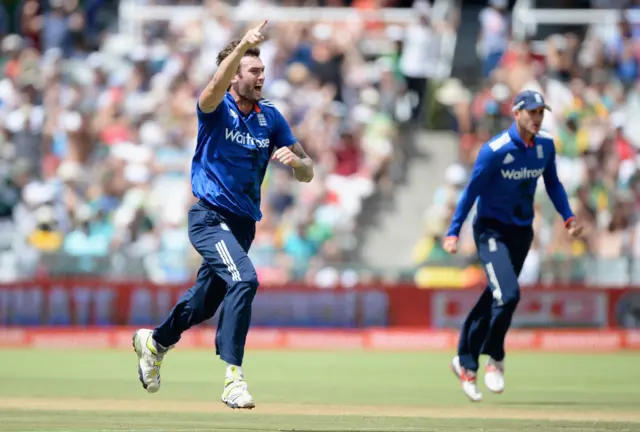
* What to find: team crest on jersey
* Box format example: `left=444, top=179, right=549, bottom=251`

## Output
left=537, top=145, right=544, bottom=159
left=257, top=113, right=267, bottom=127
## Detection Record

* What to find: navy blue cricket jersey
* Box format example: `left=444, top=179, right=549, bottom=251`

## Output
left=192, top=93, right=297, bottom=221
left=446, top=122, right=574, bottom=238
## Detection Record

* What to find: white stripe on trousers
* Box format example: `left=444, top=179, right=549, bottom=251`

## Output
left=485, top=262, right=503, bottom=306
left=215, top=240, right=241, bottom=282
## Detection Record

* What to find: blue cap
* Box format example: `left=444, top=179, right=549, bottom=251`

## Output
left=512, top=90, right=551, bottom=112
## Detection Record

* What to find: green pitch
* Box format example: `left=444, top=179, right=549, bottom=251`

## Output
left=0, top=348, right=638, bottom=431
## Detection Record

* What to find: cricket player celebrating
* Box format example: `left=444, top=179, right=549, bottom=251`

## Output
left=132, top=21, right=314, bottom=409
left=443, top=90, right=582, bottom=402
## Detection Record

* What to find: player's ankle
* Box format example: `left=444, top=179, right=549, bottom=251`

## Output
left=149, top=335, right=169, bottom=354
left=226, top=364, right=243, bottom=380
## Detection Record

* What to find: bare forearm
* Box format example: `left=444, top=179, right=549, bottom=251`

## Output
left=293, top=157, right=314, bottom=182
left=289, top=142, right=314, bottom=183
left=199, top=44, right=248, bottom=113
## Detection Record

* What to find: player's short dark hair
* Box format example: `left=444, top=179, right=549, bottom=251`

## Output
left=216, top=39, right=261, bottom=67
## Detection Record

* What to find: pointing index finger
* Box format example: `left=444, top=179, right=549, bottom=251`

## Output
left=257, top=20, right=268, bottom=32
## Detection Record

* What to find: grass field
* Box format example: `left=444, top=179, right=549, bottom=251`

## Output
left=0, top=348, right=639, bottom=431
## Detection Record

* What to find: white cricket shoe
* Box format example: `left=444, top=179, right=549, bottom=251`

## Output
left=484, top=357, right=505, bottom=394
left=221, top=367, right=255, bottom=409
left=132, top=329, right=169, bottom=393
left=451, top=356, right=482, bottom=402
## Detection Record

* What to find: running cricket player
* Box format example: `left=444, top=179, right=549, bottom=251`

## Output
left=132, top=20, right=314, bottom=409
left=443, top=90, right=583, bottom=401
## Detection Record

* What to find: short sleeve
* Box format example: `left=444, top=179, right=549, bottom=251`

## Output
left=271, top=109, right=297, bottom=148
left=196, top=99, right=227, bottom=123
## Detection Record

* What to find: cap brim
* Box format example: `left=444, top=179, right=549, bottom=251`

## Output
left=513, top=103, right=552, bottom=112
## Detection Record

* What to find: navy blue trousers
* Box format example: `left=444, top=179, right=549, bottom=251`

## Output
left=458, top=218, right=533, bottom=371
left=153, top=200, right=258, bottom=366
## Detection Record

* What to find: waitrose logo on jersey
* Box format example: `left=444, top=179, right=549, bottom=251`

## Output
left=501, top=167, right=545, bottom=180
left=225, top=128, right=270, bottom=148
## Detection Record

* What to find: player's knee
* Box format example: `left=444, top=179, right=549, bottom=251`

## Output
left=245, top=274, right=259, bottom=290
left=230, top=274, right=259, bottom=295
left=183, top=283, right=207, bottom=309
left=500, top=288, right=520, bottom=307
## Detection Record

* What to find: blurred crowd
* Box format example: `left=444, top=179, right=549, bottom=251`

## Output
left=0, top=0, right=453, bottom=285
left=416, top=0, right=640, bottom=287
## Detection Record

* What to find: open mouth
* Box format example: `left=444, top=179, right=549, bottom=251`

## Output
left=254, top=85, right=263, bottom=92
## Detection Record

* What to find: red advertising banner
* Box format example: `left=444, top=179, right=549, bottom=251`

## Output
left=1, top=327, right=639, bottom=351
left=0, top=279, right=639, bottom=329
left=431, top=289, right=609, bottom=329
left=0, top=280, right=400, bottom=327
left=608, top=289, right=640, bottom=328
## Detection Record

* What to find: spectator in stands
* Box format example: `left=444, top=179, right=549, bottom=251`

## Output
left=555, top=112, right=589, bottom=158
left=607, top=18, right=640, bottom=85
left=63, top=205, right=111, bottom=258
left=399, top=0, right=445, bottom=127
left=595, top=195, right=635, bottom=259
left=435, top=78, right=475, bottom=165
left=477, top=0, right=509, bottom=78
left=28, top=205, right=63, bottom=252
left=499, top=37, right=545, bottom=78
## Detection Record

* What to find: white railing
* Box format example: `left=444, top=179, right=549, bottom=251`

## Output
left=118, top=2, right=418, bottom=32
left=512, top=6, right=638, bottom=40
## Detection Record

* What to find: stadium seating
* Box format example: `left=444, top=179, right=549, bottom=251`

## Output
left=417, top=10, right=640, bottom=287
left=0, top=0, right=439, bottom=284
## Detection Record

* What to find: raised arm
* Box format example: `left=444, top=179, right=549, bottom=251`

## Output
left=198, top=20, right=268, bottom=113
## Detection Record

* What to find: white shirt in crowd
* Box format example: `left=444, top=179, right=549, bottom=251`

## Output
left=400, top=21, right=441, bottom=79
left=478, top=6, right=509, bottom=58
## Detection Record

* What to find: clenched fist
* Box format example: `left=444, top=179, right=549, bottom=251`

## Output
left=272, top=146, right=302, bottom=168
left=566, top=218, right=584, bottom=238
left=443, top=236, right=458, bottom=255
left=241, top=20, right=268, bottom=49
